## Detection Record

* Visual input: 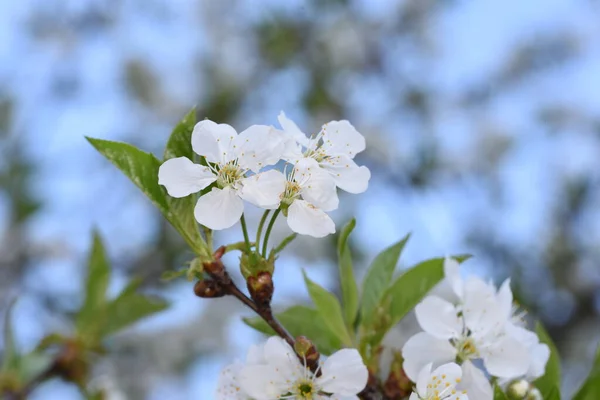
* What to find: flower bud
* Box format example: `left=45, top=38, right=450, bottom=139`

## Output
left=55, top=341, right=89, bottom=386
left=526, top=388, right=543, bottom=400
left=507, top=379, right=540, bottom=400
left=194, top=279, right=226, bottom=298
left=213, top=245, right=226, bottom=260
left=247, top=271, right=274, bottom=308
left=240, top=252, right=275, bottom=280
left=294, top=336, right=320, bottom=372
left=383, top=351, right=412, bottom=399
left=203, top=259, right=227, bottom=280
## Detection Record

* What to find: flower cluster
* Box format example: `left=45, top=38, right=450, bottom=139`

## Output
left=216, top=336, right=369, bottom=400
left=402, top=259, right=550, bottom=400
left=158, top=112, right=370, bottom=238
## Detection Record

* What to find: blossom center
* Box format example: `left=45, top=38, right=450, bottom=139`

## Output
left=304, top=147, right=328, bottom=163
left=424, top=376, right=464, bottom=400
left=280, top=181, right=302, bottom=206
left=217, top=163, right=243, bottom=188
left=296, top=380, right=315, bottom=399
left=455, top=337, right=478, bottom=361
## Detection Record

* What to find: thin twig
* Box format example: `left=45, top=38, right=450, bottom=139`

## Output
left=222, top=274, right=295, bottom=347
left=5, top=358, right=62, bottom=399
left=203, top=248, right=295, bottom=348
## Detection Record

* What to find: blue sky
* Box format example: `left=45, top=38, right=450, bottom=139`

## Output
left=1, top=0, right=599, bottom=398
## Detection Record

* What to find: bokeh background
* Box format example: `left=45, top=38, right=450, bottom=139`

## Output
left=1, top=0, right=600, bottom=398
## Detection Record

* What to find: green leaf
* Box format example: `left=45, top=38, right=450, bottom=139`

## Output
left=163, top=108, right=196, bottom=160
left=386, top=257, right=444, bottom=326
left=338, top=218, right=355, bottom=255
left=86, top=137, right=207, bottom=255
left=101, top=281, right=168, bottom=337
left=87, top=138, right=168, bottom=211
left=360, top=235, right=410, bottom=327
left=303, top=271, right=353, bottom=346
left=546, top=386, right=561, bottom=400
left=76, top=232, right=110, bottom=333
left=243, top=305, right=343, bottom=355
left=534, top=322, right=561, bottom=399
left=1, top=300, right=18, bottom=371
left=337, top=219, right=359, bottom=328
left=572, top=342, right=600, bottom=400
left=160, top=269, right=188, bottom=282
left=16, top=352, right=53, bottom=382
left=494, top=384, right=508, bottom=400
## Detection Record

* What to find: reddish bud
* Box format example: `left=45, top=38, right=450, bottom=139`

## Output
left=383, top=351, right=412, bottom=399
left=294, top=336, right=320, bottom=372
left=203, top=259, right=228, bottom=281
left=194, top=279, right=226, bottom=298
left=213, top=246, right=226, bottom=260
left=54, top=341, right=89, bottom=386
left=247, top=271, right=274, bottom=309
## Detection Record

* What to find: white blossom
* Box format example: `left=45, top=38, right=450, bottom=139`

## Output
left=445, top=258, right=550, bottom=382
left=241, top=158, right=338, bottom=238
left=158, top=120, right=286, bottom=230
left=403, top=259, right=550, bottom=400
left=238, top=336, right=368, bottom=399
left=409, top=363, right=468, bottom=400
left=402, top=288, right=529, bottom=400
left=277, top=111, right=371, bottom=194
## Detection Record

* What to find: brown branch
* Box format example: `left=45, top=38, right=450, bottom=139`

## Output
left=4, top=358, right=62, bottom=400
left=227, top=283, right=295, bottom=347
left=200, top=247, right=295, bottom=348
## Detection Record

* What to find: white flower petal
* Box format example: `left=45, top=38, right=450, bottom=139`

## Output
left=409, top=393, right=419, bottom=400
left=240, top=170, right=286, bottom=209
left=527, top=342, right=550, bottom=380
left=401, top=332, right=458, bottom=381
left=263, top=336, right=297, bottom=367
left=431, top=363, right=463, bottom=384
left=506, top=324, right=539, bottom=347
left=319, top=155, right=370, bottom=194
left=497, top=279, right=513, bottom=320
left=320, top=120, right=366, bottom=158
left=444, top=257, right=464, bottom=299
left=463, top=278, right=505, bottom=338
left=287, top=200, right=336, bottom=238
left=194, top=186, right=244, bottom=230
left=278, top=111, right=310, bottom=148
left=416, top=363, right=433, bottom=396
left=481, top=335, right=529, bottom=378
left=429, top=363, right=463, bottom=396
left=460, top=361, right=493, bottom=400
left=415, top=296, right=462, bottom=340
left=262, top=337, right=304, bottom=387
left=246, top=344, right=265, bottom=365
left=239, top=364, right=287, bottom=400
left=295, top=158, right=339, bottom=211
left=216, top=361, right=249, bottom=400
left=316, top=349, right=368, bottom=396
left=192, top=120, right=238, bottom=164
left=158, top=157, right=215, bottom=198
left=235, top=125, right=286, bottom=172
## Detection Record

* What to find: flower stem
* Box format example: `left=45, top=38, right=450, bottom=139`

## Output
left=240, top=214, right=252, bottom=252
left=262, top=209, right=281, bottom=257
left=271, top=233, right=297, bottom=257
left=203, top=226, right=213, bottom=251
left=255, top=210, right=271, bottom=255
